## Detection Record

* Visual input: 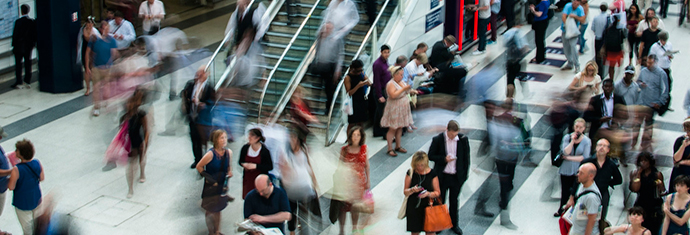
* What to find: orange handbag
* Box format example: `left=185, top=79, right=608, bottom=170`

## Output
left=423, top=198, right=453, bottom=232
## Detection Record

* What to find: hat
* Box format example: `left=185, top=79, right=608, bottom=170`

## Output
left=0, top=126, right=7, bottom=138
left=624, top=66, right=635, bottom=74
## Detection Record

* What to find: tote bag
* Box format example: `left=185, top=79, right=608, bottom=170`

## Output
left=565, top=18, right=581, bottom=39
left=424, top=198, right=453, bottom=232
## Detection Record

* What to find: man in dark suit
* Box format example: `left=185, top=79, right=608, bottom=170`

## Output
left=11, top=4, right=37, bottom=89
left=583, top=79, right=626, bottom=141
left=183, top=67, right=216, bottom=168
left=428, top=120, right=469, bottom=235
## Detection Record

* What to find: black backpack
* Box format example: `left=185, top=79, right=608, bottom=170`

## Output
left=604, top=18, right=625, bottom=52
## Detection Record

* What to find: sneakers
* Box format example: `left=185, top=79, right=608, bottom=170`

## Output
left=487, top=40, right=496, bottom=45
left=472, top=50, right=486, bottom=55
left=574, top=66, right=581, bottom=73
left=560, top=65, right=573, bottom=70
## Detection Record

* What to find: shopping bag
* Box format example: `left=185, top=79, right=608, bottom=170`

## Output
left=105, top=122, right=131, bottom=165
left=423, top=198, right=453, bottom=232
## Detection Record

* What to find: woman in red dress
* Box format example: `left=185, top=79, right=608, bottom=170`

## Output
left=239, top=128, right=273, bottom=199
left=335, top=126, right=371, bottom=234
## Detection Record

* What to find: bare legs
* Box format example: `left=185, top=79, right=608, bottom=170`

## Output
left=385, top=127, right=403, bottom=156
left=337, top=210, right=361, bottom=235
left=205, top=211, right=221, bottom=235
left=126, top=149, right=147, bottom=198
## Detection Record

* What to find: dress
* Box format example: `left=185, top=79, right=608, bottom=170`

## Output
left=667, top=193, right=690, bottom=235
left=405, top=169, right=438, bottom=233
left=633, top=168, right=663, bottom=234
left=341, top=145, right=368, bottom=203
left=347, top=73, right=369, bottom=124
left=201, top=149, right=229, bottom=212
left=380, top=81, right=413, bottom=129
left=671, top=136, right=690, bottom=193
left=241, top=146, right=263, bottom=199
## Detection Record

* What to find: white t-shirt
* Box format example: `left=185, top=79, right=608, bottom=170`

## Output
left=649, top=41, right=673, bottom=69
left=478, top=0, right=491, bottom=19
left=139, top=0, right=166, bottom=32
left=568, top=183, right=602, bottom=235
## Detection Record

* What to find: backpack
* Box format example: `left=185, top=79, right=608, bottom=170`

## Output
left=604, top=20, right=624, bottom=52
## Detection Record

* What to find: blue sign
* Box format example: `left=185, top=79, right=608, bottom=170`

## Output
left=431, top=0, right=440, bottom=9
left=519, top=72, right=553, bottom=82
left=425, top=8, right=443, bottom=33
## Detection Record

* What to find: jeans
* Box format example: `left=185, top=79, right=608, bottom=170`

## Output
left=561, top=31, right=580, bottom=68
left=478, top=18, right=491, bottom=51
left=594, top=39, right=605, bottom=76
left=578, top=24, right=588, bottom=53
left=532, top=20, right=549, bottom=62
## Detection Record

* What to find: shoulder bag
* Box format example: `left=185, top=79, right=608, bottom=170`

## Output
left=398, top=169, right=413, bottom=219
left=424, top=197, right=453, bottom=232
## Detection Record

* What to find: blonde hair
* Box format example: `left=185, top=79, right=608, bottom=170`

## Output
left=416, top=53, right=428, bottom=64
left=584, top=61, right=598, bottom=77
left=411, top=151, right=430, bottom=170
left=574, top=117, right=586, bottom=126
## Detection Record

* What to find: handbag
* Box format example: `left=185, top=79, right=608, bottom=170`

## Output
left=565, top=18, right=581, bottom=39
left=105, top=122, right=131, bottom=166
left=352, top=190, right=374, bottom=214
left=552, top=151, right=564, bottom=167
left=398, top=169, right=413, bottom=219
left=342, top=95, right=354, bottom=115
left=424, top=198, right=453, bottom=232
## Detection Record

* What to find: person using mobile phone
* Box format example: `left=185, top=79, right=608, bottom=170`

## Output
left=555, top=118, right=592, bottom=217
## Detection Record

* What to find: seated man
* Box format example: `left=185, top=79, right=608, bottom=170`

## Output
left=244, top=174, right=292, bottom=234
left=108, top=11, right=136, bottom=49
left=429, top=35, right=468, bottom=95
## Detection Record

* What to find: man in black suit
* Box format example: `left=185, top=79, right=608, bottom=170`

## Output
left=11, top=4, right=37, bottom=89
left=583, top=79, right=626, bottom=141
left=183, top=67, right=216, bottom=168
left=429, top=35, right=467, bottom=95
left=428, top=120, right=469, bottom=235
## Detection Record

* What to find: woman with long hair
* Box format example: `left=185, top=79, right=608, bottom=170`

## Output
left=630, top=152, right=665, bottom=234
left=403, top=151, right=440, bottom=235
left=334, top=126, right=371, bottom=234
left=196, top=129, right=233, bottom=235
left=627, top=4, right=644, bottom=66
left=239, top=128, right=272, bottom=199
left=123, top=89, right=149, bottom=199
left=568, top=60, right=602, bottom=98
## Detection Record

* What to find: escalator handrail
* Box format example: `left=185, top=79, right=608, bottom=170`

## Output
left=205, top=0, right=255, bottom=73
left=212, top=0, right=285, bottom=91
left=325, top=0, right=392, bottom=146
left=257, top=0, right=324, bottom=123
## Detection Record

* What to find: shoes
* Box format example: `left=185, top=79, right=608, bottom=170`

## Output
left=553, top=208, right=564, bottom=217
left=560, top=65, right=573, bottom=70
left=190, top=163, right=197, bottom=169
left=521, top=161, right=539, bottom=167
left=472, top=50, right=485, bottom=55
left=574, top=66, right=581, bottom=73
left=450, top=227, right=464, bottom=235
left=487, top=40, right=496, bottom=45
left=227, top=195, right=235, bottom=202
left=24, top=84, right=30, bottom=89
left=92, top=109, right=100, bottom=117
left=11, top=84, right=22, bottom=89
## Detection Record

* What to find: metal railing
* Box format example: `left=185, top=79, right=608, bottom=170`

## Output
left=324, top=0, right=394, bottom=146
left=257, top=0, right=324, bottom=123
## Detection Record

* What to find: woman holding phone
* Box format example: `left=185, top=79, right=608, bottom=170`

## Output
left=670, top=118, right=690, bottom=193
left=554, top=118, right=591, bottom=217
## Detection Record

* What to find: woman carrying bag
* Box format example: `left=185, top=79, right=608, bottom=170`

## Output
left=403, top=151, right=441, bottom=235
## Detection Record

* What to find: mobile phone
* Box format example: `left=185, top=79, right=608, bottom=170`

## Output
left=576, top=132, right=581, bottom=139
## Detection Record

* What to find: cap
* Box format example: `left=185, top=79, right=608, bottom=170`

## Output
left=0, top=126, right=7, bottom=138
left=624, top=66, right=635, bottom=74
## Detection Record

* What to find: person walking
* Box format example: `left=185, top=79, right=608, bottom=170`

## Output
left=590, top=3, right=610, bottom=77
left=8, top=139, right=44, bottom=235
left=560, top=0, right=586, bottom=72
left=637, top=17, right=660, bottom=66
left=504, top=24, right=530, bottom=99
left=428, top=120, right=469, bottom=234
left=583, top=79, right=626, bottom=141
left=333, top=126, right=371, bottom=235
left=10, top=4, right=37, bottom=89
left=529, top=0, right=551, bottom=64
left=196, top=130, right=233, bottom=235
left=123, top=90, right=149, bottom=199
left=626, top=4, right=643, bottom=66
left=603, top=16, right=626, bottom=80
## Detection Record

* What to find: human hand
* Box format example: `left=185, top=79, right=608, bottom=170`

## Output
left=600, top=116, right=612, bottom=122
left=564, top=197, right=574, bottom=210
left=570, top=132, right=580, bottom=141
left=445, top=155, right=454, bottom=163
left=652, top=103, right=660, bottom=109
left=378, top=97, right=386, bottom=103
left=249, top=214, right=266, bottom=223
left=682, top=137, right=690, bottom=146
left=638, top=81, right=647, bottom=88
left=358, top=80, right=368, bottom=87
left=418, top=191, right=430, bottom=198
left=227, top=171, right=233, bottom=178
left=242, top=163, right=257, bottom=170
left=569, top=13, right=578, bottom=18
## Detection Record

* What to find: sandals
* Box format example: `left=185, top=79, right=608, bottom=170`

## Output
left=387, top=150, right=398, bottom=157
left=395, top=147, right=408, bottom=153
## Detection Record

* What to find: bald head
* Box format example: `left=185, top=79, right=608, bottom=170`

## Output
left=195, top=66, right=208, bottom=83
left=577, top=163, right=597, bottom=184
left=254, top=174, right=273, bottom=198
left=595, top=138, right=610, bottom=157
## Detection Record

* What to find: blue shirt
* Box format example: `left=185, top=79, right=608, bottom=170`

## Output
left=561, top=3, right=584, bottom=30
left=0, top=147, right=9, bottom=193
left=534, top=0, right=550, bottom=22
left=13, top=160, right=42, bottom=211
left=243, top=187, right=291, bottom=234
left=88, top=36, right=118, bottom=67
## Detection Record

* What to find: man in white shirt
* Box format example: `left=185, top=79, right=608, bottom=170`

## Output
left=565, top=163, right=602, bottom=235
left=403, top=53, right=434, bottom=88
left=108, top=11, right=136, bottom=49
left=139, top=0, right=165, bottom=35
left=428, top=120, right=470, bottom=235
left=648, top=31, right=672, bottom=79
left=635, top=9, right=666, bottom=37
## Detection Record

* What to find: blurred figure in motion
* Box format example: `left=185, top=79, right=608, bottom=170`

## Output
left=381, top=66, right=417, bottom=157
left=224, top=0, right=268, bottom=51
left=77, top=17, right=100, bottom=96
left=428, top=120, right=469, bottom=234
left=239, top=128, right=273, bottom=199
left=196, top=130, right=233, bottom=235
left=549, top=93, right=583, bottom=169
left=344, top=59, right=370, bottom=134
left=183, top=67, right=217, bottom=169
left=108, top=11, right=136, bottom=50
left=280, top=128, right=322, bottom=235
left=331, top=126, right=371, bottom=235
left=8, top=139, right=44, bottom=235
left=138, top=0, right=165, bottom=35
left=629, top=152, right=664, bottom=234
left=142, top=27, right=190, bottom=100
left=288, top=86, right=320, bottom=138
left=583, top=79, right=626, bottom=143
left=244, top=174, right=292, bottom=234
left=402, top=151, right=440, bottom=235
left=632, top=54, right=668, bottom=151
left=86, top=20, right=119, bottom=117
left=32, top=192, right=79, bottom=235
left=313, top=22, right=344, bottom=112
left=123, top=89, right=150, bottom=199
left=321, top=0, right=359, bottom=41
left=670, top=118, right=690, bottom=194
left=554, top=118, right=591, bottom=217
left=503, top=24, right=530, bottom=99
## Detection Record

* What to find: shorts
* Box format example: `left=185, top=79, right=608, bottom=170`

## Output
left=605, top=51, right=624, bottom=66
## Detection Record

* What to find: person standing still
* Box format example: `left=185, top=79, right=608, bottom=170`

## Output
left=372, top=45, right=391, bottom=138
left=138, top=0, right=165, bottom=35
left=472, top=0, right=492, bottom=55
left=564, top=163, right=602, bottom=235
left=530, top=0, right=551, bottom=63
left=10, top=4, right=37, bottom=89
left=561, top=0, right=586, bottom=73
left=428, top=120, right=470, bottom=235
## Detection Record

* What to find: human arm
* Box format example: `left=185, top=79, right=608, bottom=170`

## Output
left=121, top=22, right=136, bottom=43
left=418, top=176, right=441, bottom=199
left=85, top=46, right=92, bottom=75
left=257, top=147, right=273, bottom=173
left=386, top=81, right=410, bottom=99
left=345, top=75, right=366, bottom=96
left=664, top=195, right=690, bottom=226
left=372, top=63, right=386, bottom=101
left=673, top=138, right=689, bottom=163
left=629, top=169, right=641, bottom=192
left=196, top=151, right=215, bottom=174
left=529, top=3, right=544, bottom=17
left=584, top=213, right=598, bottom=235
left=249, top=212, right=292, bottom=224
left=7, top=167, right=18, bottom=190
left=603, top=224, right=629, bottom=235
left=567, top=75, right=586, bottom=92
left=238, top=145, right=255, bottom=170
left=365, top=146, right=371, bottom=189
left=662, top=205, right=670, bottom=235
left=427, top=136, right=446, bottom=163
left=403, top=173, right=423, bottom=196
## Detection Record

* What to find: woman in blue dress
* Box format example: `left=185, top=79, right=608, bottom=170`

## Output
left=196, top=129, right=233, bottom=235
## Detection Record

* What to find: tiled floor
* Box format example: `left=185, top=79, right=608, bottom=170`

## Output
left=1, top=0, right=690, bottom=234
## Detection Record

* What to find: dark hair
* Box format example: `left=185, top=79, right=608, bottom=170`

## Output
left=599, top=3, right=608, bottom=12
left=15, top=139, right=35, bottom=160
left=627, top=4, right=642, bottom=20
left=350, top=59, right=364, bottom=70
left=380, top=44, right=390, bottom=52
left=346, top=126, right=366, bottom=146
left=20, top=4, right=30, bottom=15
left=447, top=120, right=460, bottom=132
left=674, top=175, right=690, bottom=188
left=249, top=128, right=266, bottom=143
left=628, top=206, right=645, bottom=217
left=114, top=11, right=125, bottom=18
left=647, top=54, right=658, bottom=62
left=107, top=8, right=115, bottom=13
left=602, top=78, right=614, bottom=86
left=416, top=42, right=428, bottom=49
left=635, top=151, right=656, bottom=168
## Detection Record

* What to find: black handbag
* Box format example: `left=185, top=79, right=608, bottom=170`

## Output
left=552, top=151, right=564, bottom=167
